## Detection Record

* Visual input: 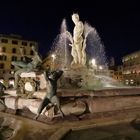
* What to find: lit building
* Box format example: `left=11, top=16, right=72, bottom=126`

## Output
left=122, top=50, right=140, bottom=85
left=108, top=65, right=123, bottom=83
left=0, top=34, right=38, bottom=86
left=113, top=65, right=123, bottom=82
left=108, top=56, right=123, bottom=83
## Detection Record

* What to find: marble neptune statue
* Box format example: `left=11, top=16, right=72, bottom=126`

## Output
left=70, top=13, right=86, bottom=66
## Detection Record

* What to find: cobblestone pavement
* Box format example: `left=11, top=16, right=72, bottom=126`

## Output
left=1, top=107, right=140, bottom=140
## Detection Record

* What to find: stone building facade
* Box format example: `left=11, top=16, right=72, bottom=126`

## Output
left=0, top=34, right=38, bottom=86
left=122, top=50, right=140, bottom=85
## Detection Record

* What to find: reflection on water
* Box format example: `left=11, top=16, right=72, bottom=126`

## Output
left=62, top=122, right=140, bottom=140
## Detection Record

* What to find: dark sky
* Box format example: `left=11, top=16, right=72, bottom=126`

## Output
left=0, top=0, right=140, bottom=65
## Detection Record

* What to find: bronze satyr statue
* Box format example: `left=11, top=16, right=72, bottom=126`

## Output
left=34, top=70, right=64, bottom=120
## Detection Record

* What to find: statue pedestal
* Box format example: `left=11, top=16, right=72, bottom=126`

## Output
left=4, top=95, right=86, bottom=117
left=60, top=67, right=90, bottom=89
left=70, top=63, right=87, bottom=69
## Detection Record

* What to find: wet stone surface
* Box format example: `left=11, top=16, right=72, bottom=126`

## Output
left=0, top=115, right=55, bottom=140
left=0, top=117, right=14, bottom=140
left=62, top=122, right=140, bottom=140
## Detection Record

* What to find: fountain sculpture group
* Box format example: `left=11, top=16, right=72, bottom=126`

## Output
left=1, top=13, right=140, bottom=126
left=49, top=13, right=116, bottom=89
left=0, top=13, right=117, bottom=120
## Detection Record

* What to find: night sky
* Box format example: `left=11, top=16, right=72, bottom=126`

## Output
left=0, top=0, right=140, bottom=65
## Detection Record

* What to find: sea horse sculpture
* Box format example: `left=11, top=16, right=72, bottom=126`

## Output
left=12, top=45, right=42, bottom=89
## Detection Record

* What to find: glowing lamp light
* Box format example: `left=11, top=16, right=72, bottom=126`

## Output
left=91, top=58, right=96, bottom=66
left=0, top=79, right=4, bottom=83
left=11, top=71, right=14, bottom=74
left=9, top=80, right=14, bottom=86
left=51, top=54, right=56, bottom=60
left=51, top=54, right=56, bottom=70
left=99, top=66, right=103, bottom=70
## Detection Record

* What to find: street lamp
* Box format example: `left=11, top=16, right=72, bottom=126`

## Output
left=99, top=66, right=103, bottom=70
left=91, top=58, right=97, bottom=68
left=51, top=54, right=56, bottom=70
left=51, top=54, right=56, bottom=60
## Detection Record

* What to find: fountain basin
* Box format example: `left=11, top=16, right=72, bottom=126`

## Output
left=2, top=87, right=140, bottom=118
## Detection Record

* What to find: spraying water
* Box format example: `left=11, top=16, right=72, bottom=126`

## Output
left=51, top=19, right=107, bottom=69
left=48, top=14, right=122, bottom=89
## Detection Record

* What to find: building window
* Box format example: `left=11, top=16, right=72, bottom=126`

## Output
left=3, top=55, right=6, bottom=61
left=12, top=40, right=18, bottom=45
left=21, top=57, right=24, bottom=61
left=1, top=39, right=8, bottom=43
left=119, top=72, right=122, bottom=75
left=19, top=47, right=26, bottom=55
left=30, top=43, right=35, bottom=47
left=0, top=63, right=4, bottom=69
left=0, top=55, right=7, bottom=61
left=30, top=50, right=34, bottom=55
left=22, top=42, right=27, bottom=46
left=0, top=47, right=6, bottom=52
left=2, top=47, right=6, bottom=52
left=24, top=49, right=26, bottom=55
left=11, top=56, right=17, bottom=61
left=12, top=48, right=16, bottom=53
left=0, top=55, right=2, bottom=60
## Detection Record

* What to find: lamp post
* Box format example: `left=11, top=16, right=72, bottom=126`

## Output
left=91, top=58, right=97, bottom=68
left=51, top=54, right=56, bottom=70
left=99, top=66, right=103, bottom=70
left=90, top=58, right=97, bottom=74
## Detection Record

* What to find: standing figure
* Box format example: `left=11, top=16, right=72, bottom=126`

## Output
left=34, top=70, right=64, bottom=120
left=12, top=45, right=42, bottom=89
left=70, top=13, right=85, bottom=66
